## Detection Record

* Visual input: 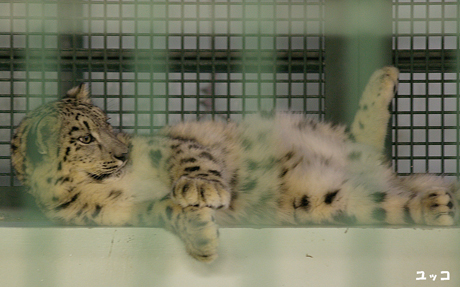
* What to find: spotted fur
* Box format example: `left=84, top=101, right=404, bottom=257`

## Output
left=351, top=66, right=399, bottom=152
left=11, top=68, right=459, bottom=262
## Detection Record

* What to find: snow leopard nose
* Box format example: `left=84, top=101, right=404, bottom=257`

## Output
left=112, top=144, right=129, bottom=163
left=114, top=152, right=128, bottom=163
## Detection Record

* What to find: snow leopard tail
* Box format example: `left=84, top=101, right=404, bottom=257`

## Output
left=350, top=66, right=399, bottom=152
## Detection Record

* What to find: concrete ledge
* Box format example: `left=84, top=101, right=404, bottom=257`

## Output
left=0, top=227, right=459, bottom=287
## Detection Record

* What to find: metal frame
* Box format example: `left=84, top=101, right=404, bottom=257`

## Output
left=0, top=0, right=458, bottom=200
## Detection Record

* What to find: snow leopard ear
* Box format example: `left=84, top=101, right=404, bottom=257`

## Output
left=34, top=116, right=59, bottom=155
left=64, top=83, right=91, bottom=104
left=26, top=113, right=59, bottom=165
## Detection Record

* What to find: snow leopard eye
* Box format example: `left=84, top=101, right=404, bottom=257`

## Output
left=78, top=134, right=94, bottom=144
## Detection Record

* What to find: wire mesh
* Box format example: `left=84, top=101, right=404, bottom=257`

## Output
left=0, top=0, right=326, bottom=189
left=0, top=0, right=458, bottom=196
left=392, top=0, right=459, bottom=180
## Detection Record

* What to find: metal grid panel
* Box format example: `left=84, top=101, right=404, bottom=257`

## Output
left=78, top=0, right=325, bottom=130
left=0, top=0, right=325, bottom=188
left=0, top=1, right=60, bottom=188
left=392, top=0, right=459, bottom=180
left=0, top=0, right=458, bottom=187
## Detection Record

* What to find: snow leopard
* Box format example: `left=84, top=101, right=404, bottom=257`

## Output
left=10, top=67, right=459, bottom=262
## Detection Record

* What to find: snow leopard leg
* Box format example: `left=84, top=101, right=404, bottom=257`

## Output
left=275, top=150, right=354, bottom=225
left=350, top=66, right=399, bottom=152
left=275, top=153, right=458, bottom=226
left=399, top=175, right=458, bottom=225
left=343, top=173, right=458, bottom=226
left=141, top=199, right=219, bottom=262
left=167, top=138, right=232, bottom=209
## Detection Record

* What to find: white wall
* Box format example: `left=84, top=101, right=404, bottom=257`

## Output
left=0, top=227, right=459, bottom=287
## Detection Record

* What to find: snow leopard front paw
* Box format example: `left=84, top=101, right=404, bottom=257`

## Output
left=420, top=189, right=457, bottom=225
left=179, top=206, right=219, bottom=262
left=172, top=176, right=231, bottom=209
